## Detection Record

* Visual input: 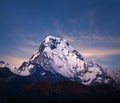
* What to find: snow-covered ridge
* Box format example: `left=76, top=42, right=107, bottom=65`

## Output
left=0, top=61, right=6, bottom=68
left=105, top=69, right=120, bottom=85
left=0, top=61, right=17, bottom=73
left=17, top=35, right=115, bottom=85
left=0, top=61, right=13, bottom=69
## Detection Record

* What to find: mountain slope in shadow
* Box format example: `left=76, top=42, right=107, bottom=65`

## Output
left=7, top=81, right=120, bottom=103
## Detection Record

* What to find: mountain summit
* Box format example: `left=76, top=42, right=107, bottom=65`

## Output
left=17, top=36, right=115, bottom=85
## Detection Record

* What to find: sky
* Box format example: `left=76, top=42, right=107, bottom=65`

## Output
left=0, top=0, right=120, bottom=70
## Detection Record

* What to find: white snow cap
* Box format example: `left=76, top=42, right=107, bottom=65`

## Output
left=17, top=35, right=114, bottom=85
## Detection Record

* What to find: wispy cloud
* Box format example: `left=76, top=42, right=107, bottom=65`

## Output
left=61, top=34, right=120, bottom=66
left=0, top=46, right=38, bottom=68
left=79, top=48, right=120, bottom=58
left=0, top=54, right=27, bottom=68
left=79, top=34, right=120, bottom=44
left=55, top=23, right=75, bottom=42
left=60, top=31, right=120, bottom=44
left=62, top=35, right=75, bottom=42
left=19, top=47, right=37, bottom=55
left=77, top=47, right=120, bottom=69
left=23, top=40, right=39, bottom=46
left=0, top=37, right=40, bottom=68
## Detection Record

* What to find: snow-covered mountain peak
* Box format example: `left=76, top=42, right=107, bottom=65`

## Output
left=17, top=36, right=115, bottom=86
left=42, top=35, right=70, bottom=50
left=44, top=35, right=61, bottom=44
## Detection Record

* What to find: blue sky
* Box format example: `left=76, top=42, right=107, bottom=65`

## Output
left=0, top=0, right=120, bottom=70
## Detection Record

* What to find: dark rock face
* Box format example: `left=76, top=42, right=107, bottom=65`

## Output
left=0, top=66, right=68, bottom=103
left=0, top=67, right=14, bottom=78
left=7, top=81, right=120, bottom=103
left=27, top=66, right=69, bottom=82
left=0, top=67, right=119, bottom=103
left=0, top=67, right=32, bottom=103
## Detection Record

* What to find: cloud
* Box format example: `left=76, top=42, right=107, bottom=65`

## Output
left=62, top=35, right=75, bottom=42
left=24, top=40, right=39, bottom=46
left=83, top=9, right=97, bottom=26
left=56, top=33, right=120, bottom=59
left=78, top=48, right=120, bottom=58
left=0, top=46, right=38, bottom=68
left=54, top=20, right=75, bottom=42
left=60, top=31, right=120, bottom=45
left=79, top=34, right=120, bottom=44
left=19, top=47, right=37, bottom=55
left=55, top=26, right=75, bottom=42
left=0, top=55, right=27, bottom=68
left=77, top=47, right=120, bottom=69
left=56, top=33, right=120, bottom=63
